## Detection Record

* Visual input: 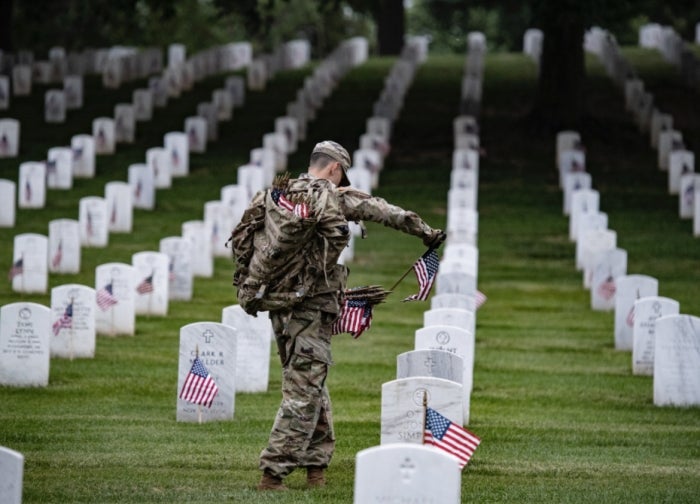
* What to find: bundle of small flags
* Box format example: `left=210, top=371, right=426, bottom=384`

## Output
left=332, top=285, right=391, bottom=339
left=271, top=173, right=311, bottom=218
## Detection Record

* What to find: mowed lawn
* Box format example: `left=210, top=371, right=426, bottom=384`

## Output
left=1, top=48, right=699, bottom=503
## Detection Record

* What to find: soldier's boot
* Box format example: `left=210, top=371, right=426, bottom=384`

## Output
left=306, top=466, right=326, bottom=488
left=257, top=470, right=288, bottom=491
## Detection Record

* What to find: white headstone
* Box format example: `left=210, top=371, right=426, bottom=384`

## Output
left=79, top=196, right=108, bottom=247
left=182, top=220, right=213, bottom=277
left=632, top=296, right=680, bottom=376
left=12, top=65, right=32, bottom=96
left=275, top=116, right=298, bottom=153
left=197, top=102, right=218, bottom=142
left=0, top=76, right=9, bottom=109
left=146, top=147, right=172, bottom=189
left=225, top=75, right=246, bottom=107
left=237, top=164, right=266, bottom=203
left=263, top=132, right=288, bottom=171
left=104, top=181, right=133, bottom=233
left=695, top=184, right=700, bottom=237
left=575, top=212, right=608, bottom=270
left=50, top=284, right=96, bottom=359
left=71, top=134, right=95, bottom=178
left=220, top=184, right=247, bottom=228
left=653, top=314, right=700, bottom=406
left=381, top=377, right=463, bottom=445
left=448, top=187, right=476, bottom=211
left=94, top=262, right=136, bottom=336
left=613, top=275, right=659, bottom=351
left=168, top=44, right=186, bottom=68
left=10, top=233, right=48, bottom=294
left=668, top=150, right=694, bottom=195
left=650, top=111, right=672, bottom=149
left=563, top=172, right=592, bottom=216
left=185, top=116, right=207, bottom=153
left=556, top=130, right=580, bottom=167
left=114, top=104, right=136, bottom=143
left=0, top=446, right=23, bottom=504
left=132, top=88, right=153, bottom=121
left=48, top=219, right=80, bottom=274
left=0, top=179, right=16, bottom=227
left=46, top=146, right=73, bottom=190
left=446, top=207, right=478, bottom=245
left=558, top=149, right=586, bottom=188
left=590, top=248, right=627, bottom=311
left=18, top=162, right=46, bottom=208
left=0, top=119, right=20, bottom=158
left=63, top=75, right=83, bottom=109
left=221, top=305, right=272, bottom=393
left=347, top=166, right=373, bottom=194
left=354, top=444, right=461, bottom=504
left=45, top=90, right=66, bottom=123
left=128, top=163, right=155, bottom=210
left=435, top=271, right=476, bottom=299
left=679, top=173, right=700, bottom=219
left=415, top=324, right=474, bottom=419
left=569, top=189, right=599, bottom=241
left=247, top=59, right=267, bottom=91
left=164, top=132, right=189, bottom=177
left=657, top=129, right=683, bottom=171
left=424, top=307, right=475, bottom=338
left=397, top=349, right=463, bottom=385
left=204, top=200, right=234, bottom=258
left=0, top=302, right=51, bottom=386
left=212, top=89, right=233, bottom=121
left=132, top=251, right=169, bottom=316
left=93, top=117, right=116, bottom=155
left=431, top=293, right=476, bottom=313
left=177, top=322, right=237, bottom=422
left=159, top=236, right=193, bottom=301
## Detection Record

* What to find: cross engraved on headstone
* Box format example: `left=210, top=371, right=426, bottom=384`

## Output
left=413, top=387, right=429, bottom=406
left=423, top=356, right=437, bottom=373
left=202, top=329, right=214, bottom=344
left=399, top=457, right=416, bottom=484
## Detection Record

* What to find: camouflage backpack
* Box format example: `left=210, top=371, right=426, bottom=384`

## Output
left=230, top=173, right=329, bottom=315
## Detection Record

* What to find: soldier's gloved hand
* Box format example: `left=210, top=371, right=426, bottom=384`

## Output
left=423, top=229, right=446, bottom=249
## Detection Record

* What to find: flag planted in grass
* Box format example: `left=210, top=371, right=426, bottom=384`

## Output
left=424, top=407, right=481, bottom=470
left=180, top=356, right=219, bottom=408
left=7, top=257, right=23, bottom=281
left=52, top=300, right=73, bottom=336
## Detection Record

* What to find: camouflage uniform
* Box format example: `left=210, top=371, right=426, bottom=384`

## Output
left=258, top=174, right=439, bottom=479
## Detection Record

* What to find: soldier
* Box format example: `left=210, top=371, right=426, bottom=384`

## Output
left=231, top=140, right=445, bottom=491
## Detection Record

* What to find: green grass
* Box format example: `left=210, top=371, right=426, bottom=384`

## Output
left=1, top=51, right=700, bottom=503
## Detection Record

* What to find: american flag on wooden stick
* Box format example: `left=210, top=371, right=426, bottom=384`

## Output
left=404, top=249, right=439, bottom=301
left=332, top=285, right=391, bottom=339
left=179, top=356, right=219, bottom=408
left=424, top=407, right=481, bottom=470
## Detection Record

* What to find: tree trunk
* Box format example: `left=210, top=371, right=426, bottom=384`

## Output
left=532, top=0, right=586, bottom=131
left=0, top=0, right=13, bottom=52
left=376, top=0, right=404, bottom=56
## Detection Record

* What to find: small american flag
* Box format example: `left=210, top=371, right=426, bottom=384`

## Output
left=171, top=147, right=180, bottom=167
left=597, top=275, right=616, bottom=301
left=626, top=305, right=635, bottom=327
left=475, top=290, right=487, bottom=310
left=24, top=180, right=32, bottom=203
left=86, top=212, right=94, bottom=237
left=96, top=282, right=118, bottom=311
left=136, top=274, right=154, bottom=295
left=271, top=187, right=310, bottom=218
left=424, top=407, right=481, bottom=470
left=179, top=356, right=219, bottom=408
left=8, top=257, right=23, bottom=281
left=404, top=249, right=440, bottom=301
left=52, top=300, right=73, bottom=336
left=168, top=260, right=176, bottom=281
left=52, top=240, right=63, bottom=269
left=332, top=298, right=373, bottom=338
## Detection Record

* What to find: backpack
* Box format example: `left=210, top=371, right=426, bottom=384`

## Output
left=230, top=173, right=328, bottom=315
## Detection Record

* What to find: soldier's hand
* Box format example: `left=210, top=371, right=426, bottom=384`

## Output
left=423, top=229, right=446, bottom=249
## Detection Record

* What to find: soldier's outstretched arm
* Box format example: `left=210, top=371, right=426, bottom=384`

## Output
left=337, top=187, right=445, bottom=247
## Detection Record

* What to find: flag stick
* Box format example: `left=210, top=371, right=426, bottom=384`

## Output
left=69, top=297, right=75, bottom=361
left=195, top=345, right=203, bottom=425
left=422, top=390, right=428, bottom=445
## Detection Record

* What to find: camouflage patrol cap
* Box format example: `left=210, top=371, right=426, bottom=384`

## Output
left=312, top=140, right=351, bottom=187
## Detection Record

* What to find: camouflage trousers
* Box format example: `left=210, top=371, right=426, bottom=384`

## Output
left=259, top=308, right=336, bottom=478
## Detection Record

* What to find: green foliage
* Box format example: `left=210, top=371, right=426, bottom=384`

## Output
left=1, top=47, right=700, bottom=503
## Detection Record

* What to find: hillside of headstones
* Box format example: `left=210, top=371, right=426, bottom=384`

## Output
left=2, top=22, right=700, bottom=503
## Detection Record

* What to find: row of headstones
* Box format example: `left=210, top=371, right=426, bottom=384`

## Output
left=5, top=36, right=372, bottom=295
left=587, top=27, right=700, bottom=237
left=638, top=22, right=700, bottom=87
left=354, top=40, right=487, bottom=502
left=373, top=40, right=486, bottom=486
left=523, top=28, right=543, bottom=66
left=460, top=32, right=486, bottom=116
left=556, top=130, right=700, bottom=407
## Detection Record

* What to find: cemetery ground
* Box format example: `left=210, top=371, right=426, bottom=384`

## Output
left=1, top=49, right=699, bottom=503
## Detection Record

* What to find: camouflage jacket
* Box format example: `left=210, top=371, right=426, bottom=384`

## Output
left=231, top=173, right=436, bottom=317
